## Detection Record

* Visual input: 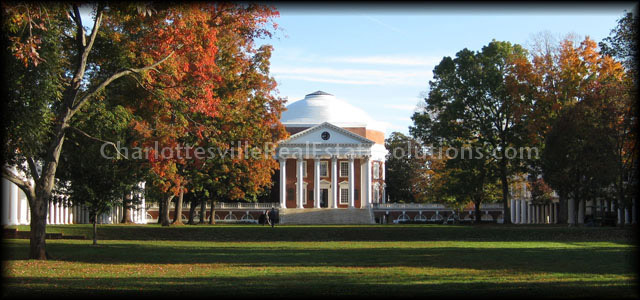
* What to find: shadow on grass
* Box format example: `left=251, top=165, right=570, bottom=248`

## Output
left=3, top=274, right=637, bottom=298
left=26, top=224, right=636, bottom=243
left=3, top=241, right=636, bottom=275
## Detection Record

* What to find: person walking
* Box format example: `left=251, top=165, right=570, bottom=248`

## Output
left=268, top=207, right=276, bottom=228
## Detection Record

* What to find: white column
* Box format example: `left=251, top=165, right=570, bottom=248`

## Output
left=84, top=205, right=89, bottom=223
left=314, top=158, right=321, bottom=209
left=279, top=158, right=287, bottom=209
left=515, top=200, right=521, bottom=224
left=48, top=200, right=54, bottom=224
left=297, top=158, right=304, bottom=209
left=578, top=199, right=584, bottom=225
left=618, top=206, right=623, bottom=225
left=381, top=162, right=386, bottom=204
left=364, top=157, right=372, bottom=209
left=140, top=188, right=146, bottom=224
left=63, top=202, right=68, bottom=224
left=348, top=157, right=355, bottom=208
left=18, top=191, right=28, bottom=224
left=9, top=183, right=19, bottom=225
left=133, top=205, right=138, bottom=223
left=331, top=157, right=338, bottom=209
left=57, top=201, right=62, bottom=224
left=510, top=199, right=515, bottom=223
left=68, top=202, right=73, bottom=224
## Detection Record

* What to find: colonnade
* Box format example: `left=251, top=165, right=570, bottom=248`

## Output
left=2, top=178, right=147, bottom=225
left=510, top=199, right=559, bottom=224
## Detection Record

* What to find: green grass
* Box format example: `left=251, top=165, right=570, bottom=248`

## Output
left=2, top=224, right=637, bottom=297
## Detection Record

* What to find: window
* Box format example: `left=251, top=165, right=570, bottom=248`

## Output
left=302, top=185, right=307, bottom=204
left=340, top=188, right=349, bottom=204
left=373, top=162, right=380, bottom=179
left=340, top=161, right=349, bottom=177
left=373, top=184, right=380, bottom=203
left=320, top=161, right=328, bottom=177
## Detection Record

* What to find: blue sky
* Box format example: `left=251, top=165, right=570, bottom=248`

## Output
left=265, top=3, right=637, bottom=136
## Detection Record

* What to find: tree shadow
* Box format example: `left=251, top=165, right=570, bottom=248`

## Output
left=3, top=241, right=635, bottom=275
left=3, top=273, right=636, bottom=298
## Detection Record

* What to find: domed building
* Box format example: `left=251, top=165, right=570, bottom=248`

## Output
left=275, top=91, right=387, bottom=214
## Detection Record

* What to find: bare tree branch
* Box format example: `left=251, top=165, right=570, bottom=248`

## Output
left=2, top=167, right=31, bottom=192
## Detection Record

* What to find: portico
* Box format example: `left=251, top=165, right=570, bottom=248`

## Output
left=276, top=122, right=383, bottom=210
left=276, top=91, right=387, bottom=212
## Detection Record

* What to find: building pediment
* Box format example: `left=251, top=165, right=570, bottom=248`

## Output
left=280, top=122, right=374, bottom=146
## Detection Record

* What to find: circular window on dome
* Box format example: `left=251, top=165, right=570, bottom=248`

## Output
left=321, top=131, right=330, bottom=140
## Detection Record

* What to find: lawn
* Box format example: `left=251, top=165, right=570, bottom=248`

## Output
left=2, top=224, right=637, bottom=297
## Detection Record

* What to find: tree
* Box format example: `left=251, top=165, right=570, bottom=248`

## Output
left=599, top=12, right=638, bottom=223
left=2, top=2, right=281, bottom=258
left=411, top=40, right=534, bottom=224
left=542, top=102, right=617, bottom=224
left=526, top=35, right=634, bottom=224
left=384, top=132, right=424, bottom=203
left=599, top=11, right=638, bottom=76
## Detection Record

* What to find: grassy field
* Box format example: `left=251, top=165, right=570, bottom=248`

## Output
left=2, top=224, right=637, bottom=297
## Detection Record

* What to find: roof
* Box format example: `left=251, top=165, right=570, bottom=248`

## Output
left=281, top=91, right=385, bottom=131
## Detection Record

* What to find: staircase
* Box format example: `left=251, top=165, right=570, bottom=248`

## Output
left=279, top=208, right=374, bottom=225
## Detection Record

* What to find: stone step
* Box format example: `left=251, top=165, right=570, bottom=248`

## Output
left=280, top=208, right=374, bottom=225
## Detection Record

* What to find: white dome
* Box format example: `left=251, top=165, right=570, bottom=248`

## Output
left=281, top=91, right=379, bottom=129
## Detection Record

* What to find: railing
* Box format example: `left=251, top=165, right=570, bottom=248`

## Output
left=373, top=203, right=504, bottom=210
left=215, top=202, right=280, bottom=209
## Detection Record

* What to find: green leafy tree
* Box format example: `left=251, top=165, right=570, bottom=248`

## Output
left=384, top=132, right=425, bottom=203
left=542, top=102, right=617, bottom=224
left=411, top=40, right=534, bottom=224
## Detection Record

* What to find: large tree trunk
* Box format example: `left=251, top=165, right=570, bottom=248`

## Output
left=160, top=195, right=174, bottom=227
left=474, top=200, right=482, bottom=223
left=157, top=199, right=164, bottom=224
left=209, top=200, right=216, bottom=225
left=121, top=191, right=133, bottom=224
left=29, top=123, right=68, bottom=260
left=499, top=155, right=511, bottom=224
left=199, top=200, right=206, bottom=224
left=172, top=188, right=184, bottom=225
left=92, top=213, right=98, bottom=245
left=558, top=193, right=567, bottom=224
left=29, top=192, right=49, bottom=260
left=188, top=200, right=197, bottom=225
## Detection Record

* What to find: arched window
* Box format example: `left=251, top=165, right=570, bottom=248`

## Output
left=414, top=213, right=427, bottom=222
left=224, top=212, right=237, bottom=220
left=397, top=212, right=410, bottom=222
